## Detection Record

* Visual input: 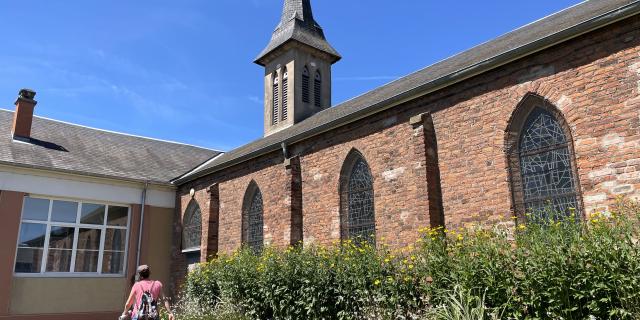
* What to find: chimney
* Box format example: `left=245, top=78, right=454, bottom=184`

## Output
left=11, top=88, right=37, bottom=139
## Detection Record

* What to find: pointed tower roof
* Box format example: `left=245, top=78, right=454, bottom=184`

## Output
left=255, top=0, right=341, bottom=66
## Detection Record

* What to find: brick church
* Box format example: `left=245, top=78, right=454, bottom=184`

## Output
left=171, top=0, right=640, bottom=289
left=6, top=1, right=635, bottom=317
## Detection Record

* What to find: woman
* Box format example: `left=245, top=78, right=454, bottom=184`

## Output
left=121, top=265, right=175, bottom=320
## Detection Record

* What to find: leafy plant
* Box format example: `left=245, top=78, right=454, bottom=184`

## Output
left=176, top=198, right=640, bottom=319
left=428, top=285, right=502, bottom=320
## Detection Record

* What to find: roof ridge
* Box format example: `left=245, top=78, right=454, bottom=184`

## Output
left=0, top=108, right=224, bottom=153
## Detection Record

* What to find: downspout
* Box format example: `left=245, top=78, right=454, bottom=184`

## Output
left=136, top=181, right=149, bottom=267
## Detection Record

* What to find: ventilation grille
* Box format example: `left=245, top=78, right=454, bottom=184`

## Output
left=272, top=83, right=279, bottom=125
left=314, top=78, right=321, bottom=107
left=302, top=74, right=310, bottom=103
left=282, top=78, right=288, bottom=121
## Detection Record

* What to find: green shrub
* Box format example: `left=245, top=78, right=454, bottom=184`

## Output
left=428, top=285, right=504, bottom=320
left=178, top=200, right=640, bottom=319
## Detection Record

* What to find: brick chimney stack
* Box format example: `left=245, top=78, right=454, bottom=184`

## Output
left=11, top=89, right=37, bottom=139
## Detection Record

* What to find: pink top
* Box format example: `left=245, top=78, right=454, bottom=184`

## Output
left=132, top=280, right=163, bottom=315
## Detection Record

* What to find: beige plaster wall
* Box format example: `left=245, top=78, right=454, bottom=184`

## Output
left=143, top=206, right=174, bottom=290
left=10, top=277, right=126, bottom=314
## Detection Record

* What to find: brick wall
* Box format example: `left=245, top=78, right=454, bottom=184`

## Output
left=172, top=15, right=640, bottom=292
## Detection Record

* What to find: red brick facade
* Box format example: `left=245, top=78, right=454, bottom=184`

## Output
left=171, top=16, right=640, bottom=292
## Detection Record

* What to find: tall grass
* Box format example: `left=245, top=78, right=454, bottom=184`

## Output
left=176, top=199, right=640, bottom=319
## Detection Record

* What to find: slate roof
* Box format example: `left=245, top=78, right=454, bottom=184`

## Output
left=0, top=109, right=220, bottom=185
left=255, top=0, right=340, bottom=65
left=175, top=0, right=640, bottom=184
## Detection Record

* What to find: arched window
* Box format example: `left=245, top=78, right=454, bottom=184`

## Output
left=182, top=200, right=202, bottom=251
left=506, top=94, right=581, bottom=221
left=302, top=67, right=310, bottom=103
left=272, top=75, right=279, bottom=125
left=340, top=150, right=375, bottom=245
left=282, top=68, right=289, bottom=121
left=242, top=182, right=264, bottom=252
left=314, top=71, right=322, bottom=107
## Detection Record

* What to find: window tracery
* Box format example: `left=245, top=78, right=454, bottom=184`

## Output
left=340, top=152, right=375, bottom=244
left=243, top=183, right=264, bottom=252
left=182, top=201, right=202, bottom=251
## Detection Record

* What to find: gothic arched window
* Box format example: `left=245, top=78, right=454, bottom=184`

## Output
left=282, top=68, right=289, bottom=121
left=182, top=200, right=202, bottom=251
left=314, top=71, right=322, bottom=107
left=272, top=75, right=279, bottom=125
left=242, top=182, right=264, bottom=252
left=302, top=67, right=310, bottom=103
left=506, top=94, right=582, bottom=221
left=340, top=150, right=376, bottom=245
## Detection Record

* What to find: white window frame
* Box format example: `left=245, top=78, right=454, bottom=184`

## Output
left=13, top=195, right=131, bottom=278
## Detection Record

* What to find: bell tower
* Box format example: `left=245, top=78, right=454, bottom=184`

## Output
left=256, top=0, right=341, bottom=136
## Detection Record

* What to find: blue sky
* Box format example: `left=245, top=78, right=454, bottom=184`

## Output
left=0, top=0, right=581, bottom=151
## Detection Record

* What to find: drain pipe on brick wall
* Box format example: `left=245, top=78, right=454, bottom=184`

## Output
left=136, top=181, right=148, bottom=268
left=281, top=142, right=288, bottom=159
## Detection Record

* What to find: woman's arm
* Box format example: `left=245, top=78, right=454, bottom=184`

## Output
left=122, top=289, right=135, bottom=316
left=159, top=289, right=175, bottom=320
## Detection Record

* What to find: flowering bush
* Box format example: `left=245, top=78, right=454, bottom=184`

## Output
left=178, top=199, right=640, bottom=319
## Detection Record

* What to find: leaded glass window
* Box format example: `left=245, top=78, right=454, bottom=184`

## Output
left=341, top=155, right=375, bottom=245
left=243, top=187, right=264, bottom=252
left=182, top=201, right=202, bottom=251
left=518, top=107, right=579, bottom=220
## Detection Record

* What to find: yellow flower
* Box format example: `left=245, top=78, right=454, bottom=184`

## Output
left=374, top=279, right=381, bottom=286
left=518, top=224, right=526, bottom=231
left=408, top=264, right=414, bottom=270
left=457, top=234, right=464, bottom=241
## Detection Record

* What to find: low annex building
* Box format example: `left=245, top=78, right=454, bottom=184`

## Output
left=172, top=0, right=640, bottom=290
left=0, top=90, right=219, bottom=319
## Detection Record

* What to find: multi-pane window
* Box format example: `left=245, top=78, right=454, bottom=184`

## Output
left=302, top=67, right=310, bottom=103
left=314, top=71, right=322, bottom=107
left=243, top=186, right=264, bottom=252
left=341, top=155, right=376, bottom=245
left=182, top=201, right=202, bottom=251
left=272, top=76, right=279, bottom=125
left=15, top=196, right=129, bottom=275
left=282, top=69, right=289, bottom=121
left=518, top=107, right=580, bottom=219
